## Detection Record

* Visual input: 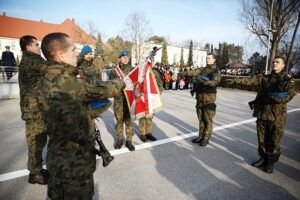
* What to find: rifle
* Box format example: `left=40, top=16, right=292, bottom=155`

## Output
left=94, top=122, right=114, bottom=167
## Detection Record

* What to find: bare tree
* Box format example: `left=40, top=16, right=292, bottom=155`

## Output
left=286, top=11, right=300, bottom=71
left=123, top=11, right=153, bottom=64
left=280, top=34, right=300, bottom=71
left=240, top=0, right=300, bottom=70
left=73, top=20, right=99, bottom=45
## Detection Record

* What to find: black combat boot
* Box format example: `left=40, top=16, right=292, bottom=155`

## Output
left=192, top=136, right=202, bottom=143
left=265, top=162, right=275, bottom=173
left=251, top=157, right=265, bottom=168
left=200, top=137, right=209, bottom=146
left=125, top=140, right=135, bottom=151
left=140, top=135, right=148, bottom=142
left=146, top=133, right=157, bottom=141
left=114, top=139, right=123, bottom=149
left=28, top=169, right=49, bottom=185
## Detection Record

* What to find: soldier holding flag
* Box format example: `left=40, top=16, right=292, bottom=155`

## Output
left=109, top=50, right=136, bottom=151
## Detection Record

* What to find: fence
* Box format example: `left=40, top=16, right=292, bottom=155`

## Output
left=0, top=66, right=19, bottom=82
left=0, top=66, right=19, bottom=99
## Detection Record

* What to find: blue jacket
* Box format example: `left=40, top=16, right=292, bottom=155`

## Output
left=2, top=51, right=16, bottom=66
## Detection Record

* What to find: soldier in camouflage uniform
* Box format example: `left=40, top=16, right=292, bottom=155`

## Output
left=77, top=45, right=102, bottom=80
left=18, top=35, right=49, bottom=185
left=77, top=45, right=113, bottom=166
left=38, top=33, right=125, bottom=199
left=225, top=56, right=296, bottom=173
left=77, top=45, right=112, bottom=118
left=179, top=53, right=221, bottom=146
left=109, top=50, right=136, bottom=151
left=139, top=65, right=163, bottom=142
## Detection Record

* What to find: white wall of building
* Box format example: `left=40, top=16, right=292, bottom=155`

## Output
left=131, top=42, right=207, bottom=67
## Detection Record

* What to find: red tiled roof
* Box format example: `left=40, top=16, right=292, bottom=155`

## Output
left=227, top=62, right=248, bottom=68
left=0, top=13, right=96, bottom=45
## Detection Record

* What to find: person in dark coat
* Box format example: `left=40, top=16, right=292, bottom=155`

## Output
left=1, top=46, right=16, bottom=80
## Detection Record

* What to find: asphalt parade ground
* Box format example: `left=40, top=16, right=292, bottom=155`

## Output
left=0, top=88, right=300, bottom=200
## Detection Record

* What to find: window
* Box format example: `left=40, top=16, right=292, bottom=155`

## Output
left=11, top=41, right=16, bottom=50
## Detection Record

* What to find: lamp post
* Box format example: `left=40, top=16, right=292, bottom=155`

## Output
left=265, top=0, right=274, bottom=75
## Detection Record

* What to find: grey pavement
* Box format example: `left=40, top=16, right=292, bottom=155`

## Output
left=0, top=88, right=300, bottom=200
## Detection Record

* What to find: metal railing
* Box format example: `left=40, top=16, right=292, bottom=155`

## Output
left=0, top=66, right=19, bottom=82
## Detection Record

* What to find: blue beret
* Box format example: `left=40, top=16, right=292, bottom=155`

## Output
left=118, top=50, right=129, bottom=58
left=81, top=45, right=92, bottom=54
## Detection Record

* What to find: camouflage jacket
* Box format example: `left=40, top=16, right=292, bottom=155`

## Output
left=18, top=51, right=46, bottom=120
left=77, top=59, right=102, bottom=80
left=181, top=64, right=221, bottom=105
left=38, top=61, right=124, bottom=178
left=232, top=71, right=296, bottom=123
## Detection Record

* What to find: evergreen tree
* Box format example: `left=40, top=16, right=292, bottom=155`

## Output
left=221, top=43, right=229, bottom=67
left=204, top=43, right=211, bottom=52
left=248, top=52, right=266, bottom=74
left=161, top=41, right=168, bottom=65
left=187, top=40, right=193, bottom=66
left=172, top=54, right=177, bottom=65
left=215, top=43, right=223, bottom=67
left=227, top=43, right=243, bottom=62
left=94, top=33, right=104, bottom=60
left=180, top=47, right=185, bottom=68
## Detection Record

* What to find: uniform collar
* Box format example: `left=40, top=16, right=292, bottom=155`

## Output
left=82, top=59, right=93, bottom=66
left=270, top=70, right=284, bottom=77
left=119, top=63, right=131, bottom=68
left=22, top=51, right=41, bottom=58
left=206, top=64, right=217, bottom=70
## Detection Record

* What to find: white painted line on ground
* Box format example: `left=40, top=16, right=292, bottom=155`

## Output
left=0, top=108, right=299, bottom=182
left=0, top=169, right=29, bottom=182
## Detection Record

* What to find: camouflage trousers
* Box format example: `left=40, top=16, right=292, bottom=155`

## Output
left=48, top=175, right=94, bottom=200
left=139, top=116, right=153, bottom=135
left=25, top=118, right=47, bottom=174
left=196, top=104, right=216, bottom=139
left=113, top=100, right=133, bottom=141
left=256, top=119, right=285, bottom=163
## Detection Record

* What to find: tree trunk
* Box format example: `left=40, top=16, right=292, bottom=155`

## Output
left=286, top=11, right=300, bottom=72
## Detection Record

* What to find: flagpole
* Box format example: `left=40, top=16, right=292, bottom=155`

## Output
left=265, top=0, right=274, bottom=75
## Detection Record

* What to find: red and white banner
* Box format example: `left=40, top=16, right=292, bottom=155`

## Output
left=122, top=62, right=162, bottom=119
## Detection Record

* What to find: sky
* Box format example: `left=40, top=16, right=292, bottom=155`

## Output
left=0, top=0, right=262, bottom=58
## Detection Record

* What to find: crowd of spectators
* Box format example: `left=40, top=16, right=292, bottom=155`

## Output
left=153, top=64, right=253, bottom=90
left=220, top=68, right=251, bottom=76
left=153, top=65, right=196, bottom=90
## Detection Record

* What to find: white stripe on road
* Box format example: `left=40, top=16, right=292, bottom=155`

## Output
left=1, top=108, right=299, bottom=182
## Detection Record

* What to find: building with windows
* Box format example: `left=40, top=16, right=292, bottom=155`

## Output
left=0, top=12, right=96, bottom=61
left=131, top=42, right=207, bottom=67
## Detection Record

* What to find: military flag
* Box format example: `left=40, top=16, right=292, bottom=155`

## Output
left=123, top=54, right=162, bottom=119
